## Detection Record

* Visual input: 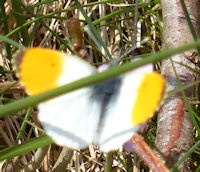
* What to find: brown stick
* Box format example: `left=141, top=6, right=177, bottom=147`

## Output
left=124, top=134, right=169, bottom=172
left=155, top=0, right=200, bottom=170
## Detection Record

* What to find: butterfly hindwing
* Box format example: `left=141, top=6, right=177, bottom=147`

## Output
left=38, top=87, right=100, bottom=149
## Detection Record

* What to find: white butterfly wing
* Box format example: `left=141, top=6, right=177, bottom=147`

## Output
left=15, top=48, right=101, bottom=149
left=37, top=54, right=102, bottom=149
left=38, top=88, right=100, bottom=149
left=98, top=74, right=146, bottom=151
left=15, top=48, right=165, bottom=152
left=97, top=64, right=165, bottom=151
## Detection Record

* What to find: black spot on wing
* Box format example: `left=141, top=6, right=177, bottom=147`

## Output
left=91, top=77, right=121, bottom=105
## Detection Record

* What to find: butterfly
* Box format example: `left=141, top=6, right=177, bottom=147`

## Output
left=13, top=47, right=165, bottom=152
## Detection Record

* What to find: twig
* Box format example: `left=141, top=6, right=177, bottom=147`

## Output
left=124, top=134, right=169, bottom=172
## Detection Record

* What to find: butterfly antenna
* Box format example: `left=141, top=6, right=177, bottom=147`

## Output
left=121, top=37, right=149, bottom=60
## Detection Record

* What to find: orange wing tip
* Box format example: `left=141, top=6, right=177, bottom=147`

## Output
left=131, top=72, right=165, bottom=125
left=14, top=48, right=64, bottom=95
left=14, top=47, right=97, bottom=95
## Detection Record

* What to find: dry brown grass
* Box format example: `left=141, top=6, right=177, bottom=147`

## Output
left=0, top=0, right=163, bottom=171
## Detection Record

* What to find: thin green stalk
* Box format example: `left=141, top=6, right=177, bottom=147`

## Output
left=105, top=151, right=113, bottom=172
left=16, top=108, right=33, bottom=142
left=170, top=58, right=200, bottom=133
left=75, top=0, right=112, bottom=60
left=171, top=139, right=200, bottom=171
left=0, top=0, right=11, bottom=59
left=0, top=8, right=73, bottom=43
left=179, top=0, right=200, bottom=54
left=0, top=35, right=25, bottom=49
left=0, top=135, right=52, bottom=160
left=11, top=0, right=30, bottom=46
left=0, top=40, right=200, bottom=118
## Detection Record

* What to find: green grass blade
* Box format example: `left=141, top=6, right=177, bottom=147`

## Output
left=0, top=135, right=52, bottom=160
left=0, top=40, right=200, bottom=118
